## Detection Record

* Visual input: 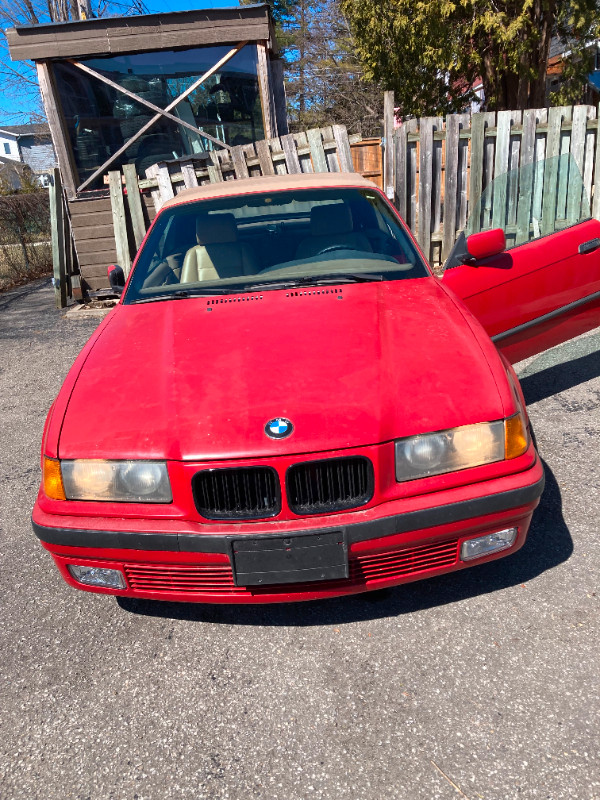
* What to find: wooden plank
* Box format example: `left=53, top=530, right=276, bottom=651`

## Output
left=542, top=106, right=570, bottom=234
left=207, top=151, right=224, bottom=183
left=406, top=119, right=418, bottom=234
left=69, top=197, right=112, bottom=214
left=155, top=163, right=176, bottom=204
left=515, top=109, right=538, bottom=245
left=256, top=42, right=275, bottom=139
left=456, top=114, right=470, bottom=231
left=280, top=134, right=302, bottom=174
left=77, top=249, right=119, bottom=267
left=49, top=168, right=67, bottom=308
left=293, top=132, right=314, bottom=173
left=492, top=110, right=512, bottom=230
left=70, top=223, right=115, bottom=240
left=230, top=146, right=250, bottom=179
left=506, top=110, right=522, bottom=227
left=268, top=139, right=287, bottom=175
left=469, top=113, right=485, bottom=216
left=395, top=125, right=408, bottom=220
left=123, top=163, right=147, bottom=250
left=592, top=103, right=600, bottom=220
left=36, top=62, right=78, bottom=199
left=481, top=112, right=497, bottom=230
left=108, top=170, right=132, bottom=276
left=431, top=116, right=444, bottom=243
left=180, top=160, right=199, bottom=189
left=255, top=139, right=275, bottom=176
left=442, top=114, right=460, bottom=260
left=418, top=117, right=435, bottom=257
left=332, top=125, right=354, bottom=173
left=321, top=127, right=339, bottom=172
left=383, top=91, right=395, bottom=198
left=70, top=211, right=114, bottom=228
left=567, top=105, right=589, bottom=223
left=307, top=129, right=328, bottom=173
left=583, top=106, right=596, bottom=210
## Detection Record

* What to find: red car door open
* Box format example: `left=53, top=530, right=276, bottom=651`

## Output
left=442, top=154, right=600, bottom=363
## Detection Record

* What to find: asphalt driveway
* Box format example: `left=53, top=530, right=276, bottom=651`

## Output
left=1, top=278, right=599, bottom=800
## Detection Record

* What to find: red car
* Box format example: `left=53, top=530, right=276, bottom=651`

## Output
left=34, top=164, right=600, bottom=603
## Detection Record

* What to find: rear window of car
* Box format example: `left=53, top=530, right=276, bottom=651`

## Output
left=124, top=187, right=429, bottom=303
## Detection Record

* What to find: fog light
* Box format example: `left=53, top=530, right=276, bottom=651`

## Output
left=460, top=528, right=517, bottom=561
left=68, top=565, right=126, bottom=589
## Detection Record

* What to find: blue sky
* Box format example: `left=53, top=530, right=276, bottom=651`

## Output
left=1, top=0, right=241, bottom=121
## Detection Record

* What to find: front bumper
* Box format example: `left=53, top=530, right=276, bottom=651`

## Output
left=33, top=459, right=545, bottom=604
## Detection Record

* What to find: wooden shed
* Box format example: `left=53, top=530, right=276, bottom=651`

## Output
left=6, top=5, right=287, bottom=294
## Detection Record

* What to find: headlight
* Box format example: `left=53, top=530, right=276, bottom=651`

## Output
left=395, top=419, right=518, bottom=482
left=61, top=460, right=172, bottom=502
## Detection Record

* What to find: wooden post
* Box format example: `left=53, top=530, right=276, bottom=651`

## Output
left=108, top=170, right=132, bottom=277
left=37, top=62, right=78, bottom=199
left=383, top=91, right=395, bottom=199
left=49, top=167, right=67, bottom=308
left=257, top=42, right=276, bottom=139
left=123, top=163, right=147, bottom=250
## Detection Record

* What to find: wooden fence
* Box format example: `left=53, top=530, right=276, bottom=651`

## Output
left=382, top=94, right=600, bottom=264
left=107, top=124, right=358, bottom=281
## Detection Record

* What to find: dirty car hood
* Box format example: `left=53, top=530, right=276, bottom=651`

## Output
left=58, top=280, right=504, bottom=461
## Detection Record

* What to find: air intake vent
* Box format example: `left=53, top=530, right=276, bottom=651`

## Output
left=192, top=467, right=280, bottom=520
left=286, top=456, right=374, bottom=515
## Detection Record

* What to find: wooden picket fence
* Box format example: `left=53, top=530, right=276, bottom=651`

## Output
left=107, top=124, right=358, bottom=278
left=382, top=99, right=600, bottom=265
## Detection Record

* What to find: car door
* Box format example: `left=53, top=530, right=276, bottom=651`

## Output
left=442, top=153, right=600, bottom=363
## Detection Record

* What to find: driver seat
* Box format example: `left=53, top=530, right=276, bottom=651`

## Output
left=295, top=204, right=372, bottom=260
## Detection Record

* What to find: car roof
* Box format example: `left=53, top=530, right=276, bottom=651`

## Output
left=161, top=172, right=379, bottom=208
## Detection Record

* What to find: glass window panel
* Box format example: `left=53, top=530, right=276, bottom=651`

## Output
left=465, top=153, right=591, bottom=249
left=53, top=45, right=264, bottom=191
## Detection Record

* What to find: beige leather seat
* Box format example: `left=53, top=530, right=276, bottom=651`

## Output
left=180, top=213, right=259, bottom=284
left=295, top=204, right=372, bottom=260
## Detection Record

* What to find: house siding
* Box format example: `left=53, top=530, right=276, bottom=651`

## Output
left=19, top=137, right=56, bottom=173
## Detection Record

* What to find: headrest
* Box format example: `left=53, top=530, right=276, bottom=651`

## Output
left=196, top=213, right=238, bottom=245
left=310, top=204, right=353, bottom=237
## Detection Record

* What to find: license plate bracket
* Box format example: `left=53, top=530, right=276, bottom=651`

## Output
left=230, top=529, right=348, bottom=587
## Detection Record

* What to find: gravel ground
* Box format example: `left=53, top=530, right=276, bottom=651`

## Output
left=1, top=278, right=599, bottom=800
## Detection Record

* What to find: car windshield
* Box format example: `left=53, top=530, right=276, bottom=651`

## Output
left=123, top=187, right=429, bottom=303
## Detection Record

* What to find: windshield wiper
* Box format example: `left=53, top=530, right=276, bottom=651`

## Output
left=130, top=287, right=249, bottom=304
left=243, top=273, right=385, bottom=292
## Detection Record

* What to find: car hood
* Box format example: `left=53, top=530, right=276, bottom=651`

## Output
left=58, top=279, right=505, bottom=461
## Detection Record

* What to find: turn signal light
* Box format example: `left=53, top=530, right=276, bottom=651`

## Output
left=505, top=412, right=529, bottom=459
left=43, top=456, right=66, bottom=500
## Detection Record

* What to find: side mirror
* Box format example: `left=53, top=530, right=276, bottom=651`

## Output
left=108, top=264, right=125, bottom=295
left=443, top=228, right=506, bottom=271
left=466, top=228, right=506, bottom=261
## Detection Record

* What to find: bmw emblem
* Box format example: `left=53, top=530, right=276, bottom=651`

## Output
left=265, top=417, right=294, bottom=439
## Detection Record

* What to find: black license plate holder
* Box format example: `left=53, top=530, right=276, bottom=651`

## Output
left=230, top=529, right=348, bottom=587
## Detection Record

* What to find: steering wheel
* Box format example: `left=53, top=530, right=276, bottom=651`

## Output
left=316, top=244, right=360, bottom=255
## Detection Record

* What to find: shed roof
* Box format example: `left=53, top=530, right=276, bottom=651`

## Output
left=161, top=172, right=378, bottom=209
left=6, top=4, right=273, bottom=62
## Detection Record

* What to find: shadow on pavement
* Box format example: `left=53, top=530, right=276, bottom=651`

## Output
left=519, top=348, right=600, bottom=405
left=117, top=458, right=572, bottom=626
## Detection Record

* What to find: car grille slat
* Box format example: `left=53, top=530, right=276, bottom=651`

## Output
left=122, top=540, right=459, bottom=596
left=192, top=467, right=280, bottom=520
left=287, top=456, right=374, bottom=515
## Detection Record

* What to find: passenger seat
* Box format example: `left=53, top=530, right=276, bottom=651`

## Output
left=181, top=214, right=259, bottom=283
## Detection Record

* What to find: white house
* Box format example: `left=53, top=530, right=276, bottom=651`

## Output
left=0, top=123, right=57, bottom=185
